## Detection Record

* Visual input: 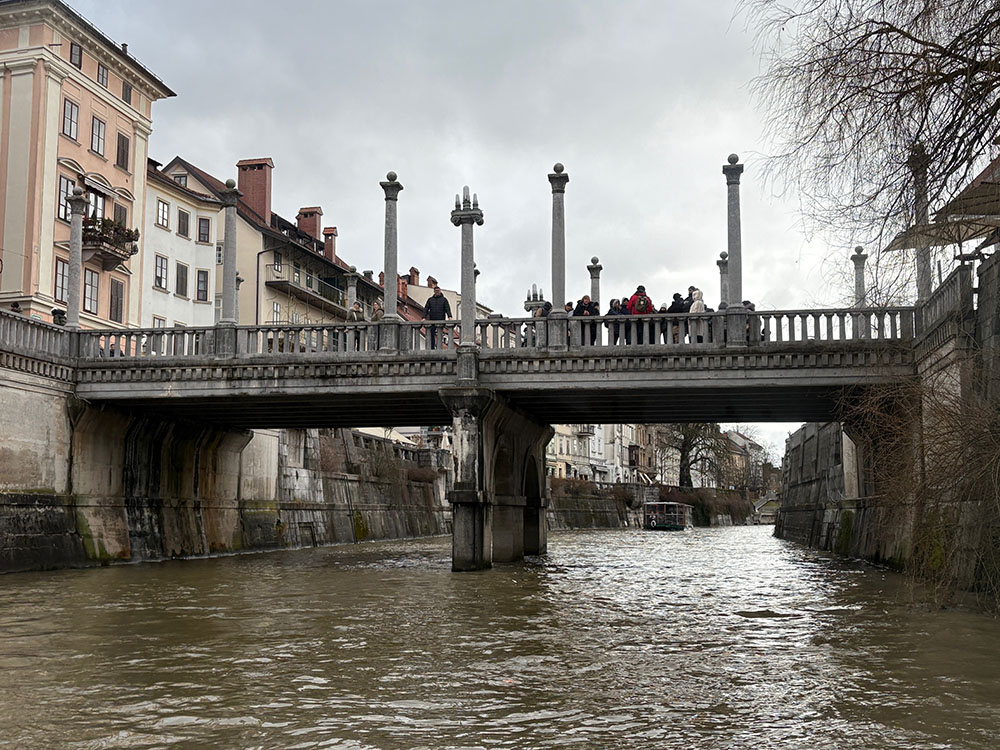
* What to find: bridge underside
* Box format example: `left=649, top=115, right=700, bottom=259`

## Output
left=91, top=382, right=881, bottom=429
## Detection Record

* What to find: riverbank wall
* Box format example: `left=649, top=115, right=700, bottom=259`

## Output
left=0, top=373, right=453, bottom=573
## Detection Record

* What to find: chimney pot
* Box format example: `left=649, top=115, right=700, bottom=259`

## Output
left=296, top=206, right=323, bottom=241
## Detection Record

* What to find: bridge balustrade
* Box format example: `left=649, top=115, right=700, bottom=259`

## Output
left=2, top=304, right=918, bottom=368
left=0, top=311, right=71, bottom=358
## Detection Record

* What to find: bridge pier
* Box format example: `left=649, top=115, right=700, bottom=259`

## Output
left=440, top=386, right=553, bottom=571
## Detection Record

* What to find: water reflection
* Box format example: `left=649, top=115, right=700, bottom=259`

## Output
left=1, top=527, right=997, bottom=748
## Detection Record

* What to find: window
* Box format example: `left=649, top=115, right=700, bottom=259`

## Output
left=215, top=243, right=223, bottom=265
left=116, top=133, right=130, bottom=170
left=293, top=262, right=300, bottom=284
left=173, top=174, right=187, bottom=187
left=97, top=63, right=108, bottom=87
left=154, top=255, right=168, bottom=289
left=69, top=42, right=82, bottom=69
left=88, top=192, right=105, bottom=220
left=57, top=176, right=75, bottom=221
left=306, top=271, right=314, bottom=289
left=109, top=279, right=124, bottom=323
left=273, top=251, right=282, bottom=272
left=54, top=258, right=68, bottom=303
left=196, top=269, right=209, bottom=302
left=90, top=117, right=105, bottom=156
left=113, top=203, right=128, bottom=226
left=156, top=199, right=169, bottom=228
left=177, top=209, right=190, bottom=237
left=62, top=99, right=79, bottom=140
left=175, top=263, right=188, bottom=297
left=197, top=217, right=210, bottom=243
left=272, top=302, right=281, bottom=323
left=121, top=80, right=132, bottom=106
left=153, top=316, right=166, bottom=328
left=83, top=269, right=98, bottom=314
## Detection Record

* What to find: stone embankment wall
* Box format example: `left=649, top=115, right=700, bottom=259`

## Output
left=0, top=373, right=452, bottom=573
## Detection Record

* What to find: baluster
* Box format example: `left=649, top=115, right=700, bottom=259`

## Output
left=825, top=314, right=833, bottom=341
left=889, top=312, right=898, bottom=339
left=876, top=312, right=886, bottom=340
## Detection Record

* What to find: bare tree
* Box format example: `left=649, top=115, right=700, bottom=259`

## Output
left=744, top=0, right=1000, bottom=302
left=663, top=424, right=728, bottom=488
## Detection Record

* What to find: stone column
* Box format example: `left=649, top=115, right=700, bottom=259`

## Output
left=587, top=256, right=602, bottom=308
left=440, top=387, right=495, bottom=571
left=548, top=163, right=569, bottom=311
left=908, top=145, right=932, bottom=302
left=65, top=187, right=88, bottom=329
left=219, top=180, right=241, bottom=325
left=722, top=154, right=744, bottom=308
left=346, top=265, right=359, bottom=310
left=451, top=186, right=484, bottom=349
left=235, top=273, right=244, bottom=322
left=852, top=246, right=868, bottom=306
left=380, top=172, right=402, bottom=318
left=717, top=251, right=729, bottom=310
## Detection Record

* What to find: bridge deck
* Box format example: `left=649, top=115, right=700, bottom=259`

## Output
left=2, top=308, right=918, bottom=427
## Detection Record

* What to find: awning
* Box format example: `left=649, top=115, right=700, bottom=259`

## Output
left=883, top=217, right=1000, bottom=251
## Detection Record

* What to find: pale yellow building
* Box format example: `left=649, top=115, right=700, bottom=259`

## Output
left=0, top=0, right=174, bottom=326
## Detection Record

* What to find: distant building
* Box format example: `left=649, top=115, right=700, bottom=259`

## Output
left=159, top=155, right=383, bottom=325
left=0, top=0, right=174, bottom=325
left=142, top=159, right=220, bottom=328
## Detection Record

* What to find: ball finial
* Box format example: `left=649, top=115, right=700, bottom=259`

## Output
left=72, top=187, right=84, bottom=196
left=720, top=251, right=728, bottom=260
left=591, top=256, right=599, bottom=264
left=225, top=178, right=236, bottom=189
left=553, top=163, right=564, bottom=174
left=854, top=245, right=865, bottom=254
left=349, top=265, right=357, bottom=273
left=727, top=153, right=739, bottom=165
left=387, top=171, right=397, bottom=182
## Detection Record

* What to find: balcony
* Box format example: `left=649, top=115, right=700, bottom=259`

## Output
left=575, top=424, right=595, bottom=436
left=82, top=218, right=139, bottom=270
left=264, top=264, right=347, bottom=317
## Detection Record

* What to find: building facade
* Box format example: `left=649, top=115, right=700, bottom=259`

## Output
left=141, top=159, right=220, bottom=328
left=0, top=0, right=174, bottom=326
left=160, top=155, right=383, bottom=325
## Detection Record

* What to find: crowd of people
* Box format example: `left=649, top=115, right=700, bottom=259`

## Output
left=534, top=284, right=720, bottom=345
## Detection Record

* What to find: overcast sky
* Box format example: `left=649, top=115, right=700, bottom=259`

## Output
left=71, top=0, right=837, bottom=451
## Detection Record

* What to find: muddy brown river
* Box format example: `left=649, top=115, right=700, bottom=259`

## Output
left=1, top=526, right=998, bottom=748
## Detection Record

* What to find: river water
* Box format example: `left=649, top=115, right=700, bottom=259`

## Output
left=1, top=526, right=998, bottom=749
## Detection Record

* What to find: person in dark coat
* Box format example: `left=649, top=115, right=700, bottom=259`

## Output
left=666, top=292, right=685, bottom=343
left=422, top=286, right=452, bottom=349
left=573, top=294, right=599, bottom=345
left=606, top=299, right=624, bottom=345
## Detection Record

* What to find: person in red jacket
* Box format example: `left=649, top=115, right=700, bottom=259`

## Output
left=626, top=285, right=654, bottom=344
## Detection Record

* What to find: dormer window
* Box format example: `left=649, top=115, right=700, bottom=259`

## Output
left=172, top=174, right=187, bottom=187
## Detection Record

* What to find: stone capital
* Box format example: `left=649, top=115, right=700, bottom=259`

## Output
left=722, top=162, right=744, bottom=185
left=451, top=187, right=484, bottom=226
left=587, top=256, right=602, bottom=277
left=68, top=189, right=88, bottom=215
left=548, top=172, right=570, bottom=194
left=380, top=171, right=403, bottom=201
left=438, top=386, right=495, bottom=418
left=220, top=180, right=241, bottom=208
left=851, top=246, right=868, bottom=267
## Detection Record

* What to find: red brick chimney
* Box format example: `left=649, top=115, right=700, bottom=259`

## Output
left=408, top=266, right=420, bottom=286
left=399, top=276, right=408, bottom=300
left=296, top=207, right=323, bottom=240
left=378, top=271, right=385, bottom=287
left=322, top=227, right=338, bottom=262
left=236, top=158, right=274, bottom=221
left=426, top=275, right=438, bottom=288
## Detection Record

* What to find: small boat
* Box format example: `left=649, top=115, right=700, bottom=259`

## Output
left=642, top=501, right=694, bottom=530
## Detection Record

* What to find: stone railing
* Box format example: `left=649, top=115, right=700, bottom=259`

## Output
left=3, top=305, right=919, bottom=367
left=920, top=265, right=974, bottom=334
left=0, top=310, right=73, bottom=359
left=474, top=308, right=917, bottom=350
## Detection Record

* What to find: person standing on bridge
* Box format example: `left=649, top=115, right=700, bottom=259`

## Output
left=423, top=286, right=452, bottom=350
left=573, top=294, right=599, bottom=345
left=627, top=285, right=654, bottom=344
left=347, top=301, right=367, bottom=351
left=667, top=292, right=685, bottom=343
left=605, top=299, right=624, bottom=345
left=689, top=289, right=707, bottom=343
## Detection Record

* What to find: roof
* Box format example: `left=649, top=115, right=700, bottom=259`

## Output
left=936, top=154, right=1000, bottom=219
left=161, top=155, right=382, bottom=292
left=0, top=0, right=175, bottom=98
left=146, top=160, right=221, bottom=206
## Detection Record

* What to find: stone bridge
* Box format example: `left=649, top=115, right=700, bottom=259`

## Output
left=0, top=265, right=975, bottom=570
